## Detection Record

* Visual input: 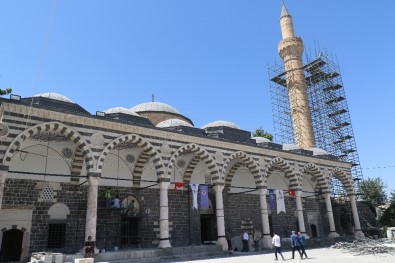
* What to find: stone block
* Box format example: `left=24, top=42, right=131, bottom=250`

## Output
left=74, top=258, right=94, bottom=263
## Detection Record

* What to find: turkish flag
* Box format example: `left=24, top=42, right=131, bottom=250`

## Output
left=174, top=182, right=184, bottom=192
left=288, top=189, right=296, bottom=198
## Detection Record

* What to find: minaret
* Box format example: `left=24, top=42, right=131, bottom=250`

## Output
left=278, top=3, right=316, bottom=149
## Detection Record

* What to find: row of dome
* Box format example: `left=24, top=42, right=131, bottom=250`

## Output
left=30, top=93, right=328, bottom=156
left=33, top=93, right=241, bottom=129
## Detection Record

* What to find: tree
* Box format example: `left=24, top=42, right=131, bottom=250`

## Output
left=253, top=127, right=273, bottom=142
left=379, top=202, right=395, bottom=226
left=389, top=190, right=395, bottom=204
left=359, top=177, right=387, bottom=207
left=0, top=88, right=12, bottom=96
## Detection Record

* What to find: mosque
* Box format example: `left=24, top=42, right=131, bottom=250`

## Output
left=0, top=3, right=365, bottom=262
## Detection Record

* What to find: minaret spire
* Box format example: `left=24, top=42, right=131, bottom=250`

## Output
left=278, top=4, right=316, bottom=149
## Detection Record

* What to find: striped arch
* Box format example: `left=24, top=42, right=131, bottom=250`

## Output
left=300, top=163, right=331, bottom=194
left=97, top=134, right=165, bottom=181
left=223, top=151, right=263, bottom=189
left=331, top=167, right=355, bottom=196
left=2, top=121, right=95, bottom=173
left=263, top=157, right=300, bottom=190
left=132, top=152, right=150, bottom=188
left=183, top=155, right=201, bottom=187
left=167, top=143, right=219, bottom=185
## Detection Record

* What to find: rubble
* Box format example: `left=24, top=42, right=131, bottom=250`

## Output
left=331, top=238, right=395, bottom=256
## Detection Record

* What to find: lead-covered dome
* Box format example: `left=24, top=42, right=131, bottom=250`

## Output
left=131, top=102, right=180, bottom=114
left=201, top=120, right=240, bottom=130
left=282, top=144, right=301, bottom=151
left=105, top=107, right=139, bottom=116
left=156, top=118, right=193, bottom=128
left=33, top=93, right=72, bottom=103
left=252, top=137, right=271, bottom=143
left=308, top=147, right=328, bottom=156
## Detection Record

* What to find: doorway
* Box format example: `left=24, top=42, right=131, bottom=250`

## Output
left=200, top=214, right=216, bottom=243
left=310, top=224, right=318, bottom=238
left=121, top=217, right=139, bottom=247
left=0, top=229, right=23, bottom=262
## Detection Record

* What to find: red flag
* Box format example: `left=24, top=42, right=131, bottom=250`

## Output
left=288, top=189, right=296, bottom=198
left=174, top=182, right=184, bottom=192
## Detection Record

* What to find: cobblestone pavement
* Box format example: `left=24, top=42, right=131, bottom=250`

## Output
left=182, top=247, right=395, bottom=263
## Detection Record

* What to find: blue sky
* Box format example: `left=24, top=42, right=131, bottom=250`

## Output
left=1, top=1, right=394, bottom=194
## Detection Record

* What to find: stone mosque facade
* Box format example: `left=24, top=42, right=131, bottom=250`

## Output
left=0, top=4, right=364, bottom=262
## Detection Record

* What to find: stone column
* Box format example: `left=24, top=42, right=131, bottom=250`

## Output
left=214, top=185, right=228, bottom=251
left=295, top=190, right=309, bottom=238
left=158, top=181, right=171, bottom=248
left=0, top=165, right=9, bottom=212
left=85, top=174, right=99, bottom=241
left=324, top=193, right=339, bottom=238
left=258, top=188, right=271, bottom=248
left=349, top=194, right=365, bottom=239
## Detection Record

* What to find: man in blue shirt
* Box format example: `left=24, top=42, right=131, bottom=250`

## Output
left=298, top=231, right=308, bottom=259
left=290, top=231, right=303, bottom=259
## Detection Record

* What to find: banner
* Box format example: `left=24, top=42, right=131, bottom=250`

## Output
left=190, top=183, right=199, bottom=209
left=288, top=189, right=296, bottom=198
left=200, top=184, right=209, bottom=209
left=269, top=189, right=275, bottom=209
left=276, top=189, right=286, bottom=214
left=174, top=182, right=184, bottom=192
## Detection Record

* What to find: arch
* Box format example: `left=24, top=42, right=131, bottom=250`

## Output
left=48, top=203, right=70, bottom=220
left=167, top=143, right=219, bottom=185
left=0, top=229, right=23, bottom=261
left=97, top=134, right=165, bottom=180
left=300, top=163, right=330, bottom=194
left=263, top=157, right=300, bottom=190
left=2, top=122, right=95, bottom=172
left=223, top=151, right=264, bottom=189
left=331, top=167, right=355, bottom=196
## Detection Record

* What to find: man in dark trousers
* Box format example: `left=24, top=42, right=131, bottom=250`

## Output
left=298, top=231, right=308, bottom=259
left=290, top=231, right=303, bottom=259
left=241, top=229, right=249, bottom=252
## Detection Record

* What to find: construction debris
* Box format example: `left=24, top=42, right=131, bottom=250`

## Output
left=331, top=238, right=395, bottom=256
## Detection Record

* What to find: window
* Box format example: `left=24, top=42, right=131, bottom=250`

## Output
left=47, top=223, right=66, bottom=248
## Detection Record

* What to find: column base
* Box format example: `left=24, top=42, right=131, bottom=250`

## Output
left=158, top=239, right=171, bottom=248
left=262, top=235, right=272, bottom=249
left=328, top=232, right=340, bottom=238
left=355, top=230, right=365, bottom=239
left=216, top=237, right=228, bottom=251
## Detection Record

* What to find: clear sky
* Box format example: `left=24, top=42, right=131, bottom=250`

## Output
left=1, top=1, right=394, bottom=194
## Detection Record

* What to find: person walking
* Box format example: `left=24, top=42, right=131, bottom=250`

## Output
left=241, top=229, right=249, bottom=252
left=290, top=231, right=303, bottom=259
left=253, top=228, right=262, bottom=252
left=298, top=231, right=308, bottom=259
left=272, top=232, right=285, bottom=261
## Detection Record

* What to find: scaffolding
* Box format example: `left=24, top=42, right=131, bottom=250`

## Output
left=269, top=49, right=363, bottom=198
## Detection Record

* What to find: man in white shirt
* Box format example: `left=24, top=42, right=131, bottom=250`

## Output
left=242, top=230, right=249, bottom=252
left=272, top=232, right=285, bottom=261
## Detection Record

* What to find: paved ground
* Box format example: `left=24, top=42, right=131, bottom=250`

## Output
left=182, top=247, right=395, bottom=263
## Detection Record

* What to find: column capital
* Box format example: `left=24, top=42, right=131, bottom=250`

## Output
left=213, top=185, right=224, bottom=192
left=159, top=181, right=170, bottom=189
left=87, top=172, right=100, bottom=177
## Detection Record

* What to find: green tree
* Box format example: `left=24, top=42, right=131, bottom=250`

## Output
left=0, top=88, right=12, bottom=96
left=389, top=190, right=395, bottom=204
left=253, top=127, right=273, bottom=142
left=379, top=202, right=395, bottom=226
left=359, top=177, right=387, bottom=207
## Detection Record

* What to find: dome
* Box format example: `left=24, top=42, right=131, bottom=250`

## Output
left=201, top=120, right=240, bottom=130
left=282, top=144, right=301, bottom=151
left=131, top=102, right=180, bottom=114
left=104, top=107, right=139, bottom=116
left=252, top=137, right=271, bottom=143
left=156, top=118, right=193, bottom=128
left=33, top=93, right=73, bottom=103
left=308, top=147, right=328, bottom=156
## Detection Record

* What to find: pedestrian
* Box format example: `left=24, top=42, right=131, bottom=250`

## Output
left=226, top=231, right=232, bottom=251
left=241, top=229, right=249, bottom=252
left=298, top=231, right=308, bottom=259
left=272, top=232, right=285, bottom=261
left=84, top=236, right=95, bottom=258
left=112, top=195, right=120, bottom=208
left=253, top=227, right=262, bottom=252
left=104, top=188, right=112, bottom=208
left=290, top=230, right=303, bottom=259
